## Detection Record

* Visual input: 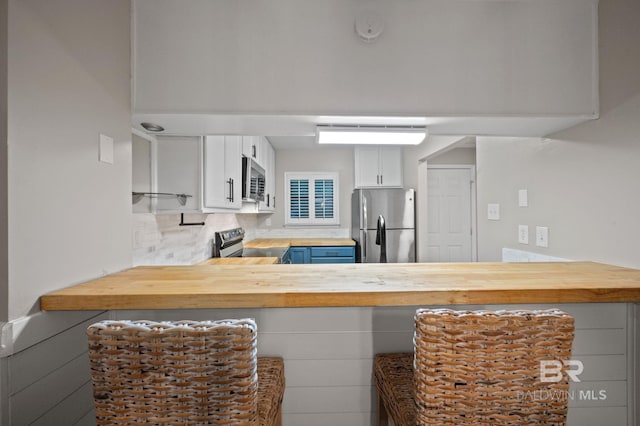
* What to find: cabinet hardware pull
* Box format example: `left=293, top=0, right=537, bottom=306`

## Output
left=226, top=178, right=233, bottom=202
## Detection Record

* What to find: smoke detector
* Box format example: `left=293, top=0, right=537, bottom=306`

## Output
left=354, top=10, right=384, bottom=43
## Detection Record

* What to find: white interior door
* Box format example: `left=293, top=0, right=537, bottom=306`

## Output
left=427, top=167, right=475, bottom=262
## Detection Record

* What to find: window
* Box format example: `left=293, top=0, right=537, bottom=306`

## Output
left=285, top=172, right=339, bottom=225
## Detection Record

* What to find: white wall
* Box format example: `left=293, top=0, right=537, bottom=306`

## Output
left=2, top=1, right=131, bottom=423
left=133, top=0, right=597, bottom=118
left=7, top=0, right=132, bottom=320
left=0, top=0, right=8, bottom=324
left=475, top=0, right=640, bottom=268
left=427, top=148, right=476, bottom=165
left=0, top=0, right=8, bottom=422
left=257, top=146, right=353, bottom=237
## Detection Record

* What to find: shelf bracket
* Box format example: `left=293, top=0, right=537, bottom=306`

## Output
left=132, top=192, right=192, bottom=206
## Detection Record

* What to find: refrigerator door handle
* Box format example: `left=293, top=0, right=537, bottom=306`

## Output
left=362, top=194, right=368, bottom=262
left=376, top=215, right=387, bottom=263
left=362, top=231, right=367, bottom=262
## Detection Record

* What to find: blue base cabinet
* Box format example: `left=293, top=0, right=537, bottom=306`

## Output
left=289, top=246, right=355, bottom=264
left=288, top=247, right=311, bottom=264
left=311, top=247, right=355, bottom=263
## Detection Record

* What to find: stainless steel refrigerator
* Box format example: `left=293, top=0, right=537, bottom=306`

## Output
left=351, top=188, right=416, bottom=263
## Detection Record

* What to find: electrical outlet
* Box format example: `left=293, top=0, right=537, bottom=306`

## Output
left=518, top=225, right=529, bottom=244
left=536, top=226, right=549, bottom=248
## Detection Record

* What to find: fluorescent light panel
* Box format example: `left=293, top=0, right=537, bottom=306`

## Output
left=316, top=126, right=427, bottom=145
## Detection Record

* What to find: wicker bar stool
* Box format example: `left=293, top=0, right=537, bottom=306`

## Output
left=87, top=319, right=285, bottom=425
left=374, top=308, right=575, bottom=425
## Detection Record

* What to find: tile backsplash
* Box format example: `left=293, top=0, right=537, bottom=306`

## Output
left=133, top=213, right=351, bottom=265
left=132, top=213, right=258, bottom=265
left=254, top=227, right=350, bottom=239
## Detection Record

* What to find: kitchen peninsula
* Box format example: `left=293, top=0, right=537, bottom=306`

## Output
left=41, top=261, right=640, bottom=310
left=39, top=261, right=640, bottom=426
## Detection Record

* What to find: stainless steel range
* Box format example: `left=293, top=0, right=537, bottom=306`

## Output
left=213, top=228, right=289, bottom=263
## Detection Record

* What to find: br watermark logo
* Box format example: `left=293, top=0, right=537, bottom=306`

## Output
left=540, top=360, right=583, bottom=383
left=518, top=360, right=607, bottom=402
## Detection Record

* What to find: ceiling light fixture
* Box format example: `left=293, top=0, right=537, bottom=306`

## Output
left=316, top=125, right=427, bottom=145
left=140, top=122, right=165, bottom=132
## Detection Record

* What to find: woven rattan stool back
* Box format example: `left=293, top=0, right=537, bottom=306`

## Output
left=414, top=308, right=575, bottom=425
left=87, top=319, right=259, bottom=425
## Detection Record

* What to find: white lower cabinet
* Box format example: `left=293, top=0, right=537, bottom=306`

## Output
left=203, top=135, right=243, bottom=210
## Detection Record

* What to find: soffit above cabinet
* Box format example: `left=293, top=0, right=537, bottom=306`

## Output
left=132, top=0, right=598, bottom=130
left=132, top=112, right=594, bottom=140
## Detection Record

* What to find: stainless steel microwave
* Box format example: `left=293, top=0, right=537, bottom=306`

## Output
left=242, top=156, right=265, bottom=202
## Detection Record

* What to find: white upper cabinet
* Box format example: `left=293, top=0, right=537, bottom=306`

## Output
left=154, top=136, right=202, bottom=213
left=354, top=146, right=403, bottom=188
left=258, top=139, right=276, bottom=212
left=203, top=136, right=243, bottom=210
left=242, top=136, right=260, bottom=163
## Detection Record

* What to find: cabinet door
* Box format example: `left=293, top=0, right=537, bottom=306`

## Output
left=310, top=246, right=356, bottom=264
left=289, top=247, right=310, bottom=264
left=379, top=147, right=403, bottom=187
left=155, top=136, right=202, bottom=212
left=354, top=146, right=381, bottom=188
left=224, top=136, right=243, bottom=209
left=258, top=139, right=275, bottom=212
left=242, top=136, right=259, bottom=161
left=203, top=136, right=228, bottom=209
left=203, top=136, right=242, bottom=210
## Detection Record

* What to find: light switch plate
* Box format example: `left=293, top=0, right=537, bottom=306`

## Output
left=536, top=226, right=549, bottom=247
left=518, top=225, right=529, bottom=244
left=487, top=203, right=500, bottom=220
left=99, top=134, right=114, bottom=164
left=518, top=189, right=528, bottom=207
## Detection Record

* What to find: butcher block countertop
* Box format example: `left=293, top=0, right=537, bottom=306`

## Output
left=40, top=262, right=640, bottom=311
left=199, top=257, right=280, bottom=265
left=243, top=238, right=355, bottom=249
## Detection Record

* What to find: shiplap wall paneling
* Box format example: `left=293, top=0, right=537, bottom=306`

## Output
left=115, top=303, right=633, bottom=426
left=8, top=313, right=108, bottom=425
